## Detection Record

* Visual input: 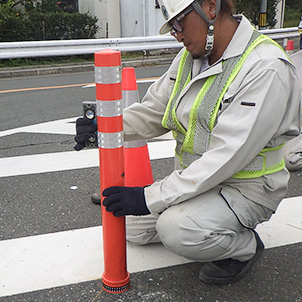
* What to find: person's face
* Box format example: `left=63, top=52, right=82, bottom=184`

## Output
left=169, top=4, right=212, bottom=59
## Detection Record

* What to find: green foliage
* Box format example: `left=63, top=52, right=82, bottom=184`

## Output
left=233, top=0, right=278, bottom=28
left=0, top=15, right=25, bottom=41
left=22, top=11, right=99, bottom=40
left=23, top=0, right=62, bottom=13
left=284, top=0, right=302, bottom=27
left=285, top=0, right=301, bottom=11
left=0, top=0, right=99, bottom=42
left=233, top=0, right=302, bottom=28
left=0, top=0, right=24, bottom=41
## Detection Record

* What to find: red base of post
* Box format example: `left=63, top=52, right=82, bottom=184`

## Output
left=102, top=272, right=130, bottom=293
left=99, top=148, right=130, bottom=293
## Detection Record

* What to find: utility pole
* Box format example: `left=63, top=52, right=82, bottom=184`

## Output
left=299, top=15, right=302, bottom=50
left=277, top=0, right=286, bottom=28
left=259, top=0, right=267, bottom=30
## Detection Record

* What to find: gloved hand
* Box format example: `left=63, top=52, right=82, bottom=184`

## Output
left=102, top=186, right=150, bottom=217
left=74, top=117, right=97, bottom=151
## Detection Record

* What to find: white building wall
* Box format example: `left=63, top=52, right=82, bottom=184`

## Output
left=146, top=0, right=165, bottom=36
left=79, top=0, right=165, bottom=38
left=120, top=0, right=164, bottom=37
left=120, top=0, right=144, bottom=37
left=78, top=0, right=121, bottom=38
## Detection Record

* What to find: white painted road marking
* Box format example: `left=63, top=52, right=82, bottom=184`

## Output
left=1, top=118, right=302, bottom=298
left=82, top=77, right=158, bottom=89
left=0, top=140, right=175, bottom=177
left=0, top=117, right=78, bottom=138
left=0, top=117, right=175, bottom=177
left=1, top=196, right=301, bottom=298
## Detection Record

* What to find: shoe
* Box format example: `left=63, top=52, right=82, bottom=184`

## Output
left=199, top=230, right=264, bottom=285
left=91, top=192, right=101, bottom=205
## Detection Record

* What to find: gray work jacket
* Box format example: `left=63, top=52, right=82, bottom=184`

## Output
left=123, top=15, right=302, bottom=218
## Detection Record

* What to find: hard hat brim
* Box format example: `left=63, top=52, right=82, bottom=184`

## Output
left=159, top=22, right=172, bottom=35
left=158, top=2, right=193, bottom=35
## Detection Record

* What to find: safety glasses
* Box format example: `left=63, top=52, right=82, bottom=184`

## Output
left=169, top=5, right=194, bottom=37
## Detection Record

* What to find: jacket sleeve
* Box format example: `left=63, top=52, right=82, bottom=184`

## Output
left=145, top=49, right=301, bottom=217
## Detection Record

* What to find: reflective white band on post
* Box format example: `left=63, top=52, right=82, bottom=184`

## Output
left=98, top=131, right=124, bottom=149
left=95, top=66, right=121, bottom=84
left=96, top=99, right=123, bottom=117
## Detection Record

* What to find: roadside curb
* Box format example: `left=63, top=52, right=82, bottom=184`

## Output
left=0, top=57, right=174, bottom=79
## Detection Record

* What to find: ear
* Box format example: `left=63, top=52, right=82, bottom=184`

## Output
left=202, top=0, right=217, bottom=19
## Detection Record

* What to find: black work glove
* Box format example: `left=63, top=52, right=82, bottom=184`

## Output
left=74, top=117, right=97, bottom=151
left=102, top=186, right=150, bottom=217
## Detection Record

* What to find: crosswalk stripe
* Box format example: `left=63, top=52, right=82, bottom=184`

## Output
left=0, top=117, right=175, bottom=178
left=1, top=196, right=301, bottom=298
left=0, top=140, right=175, bottom=178
left=0, top=117, right=77, bottom=138
left=1, top=118, right=302, bottom=298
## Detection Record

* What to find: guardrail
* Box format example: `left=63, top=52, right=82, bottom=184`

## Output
left=0, top=27, right=300, bottom=59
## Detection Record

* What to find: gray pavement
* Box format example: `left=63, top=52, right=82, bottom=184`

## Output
left=1, top=126, right=302, bottom=302
left=9, top=242, right=302, bottom=302
left=1, top=51, right=302, bottom=302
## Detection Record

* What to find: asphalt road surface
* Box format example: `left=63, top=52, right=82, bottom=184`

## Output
left=0, top=65, right=302, bottom=302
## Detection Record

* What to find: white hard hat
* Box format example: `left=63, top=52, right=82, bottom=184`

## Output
left=158, top=0, right=197, bottom=35
left=158, top=0, right=221, bottom=56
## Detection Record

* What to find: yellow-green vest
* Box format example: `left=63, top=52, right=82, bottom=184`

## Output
left=162, top=31, right=285, bottom=178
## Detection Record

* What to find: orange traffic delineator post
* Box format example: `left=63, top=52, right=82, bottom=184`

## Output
left=122, top=67, right=154, bottom=187
left=286, top=40, right=294, bottom=55
left=95, top=49, right=130, bottom=293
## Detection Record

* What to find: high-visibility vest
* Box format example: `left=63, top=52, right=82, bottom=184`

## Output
left=162, top=31, right=285, bottom=178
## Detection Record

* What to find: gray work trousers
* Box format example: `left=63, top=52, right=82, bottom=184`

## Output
left=126, top=186, right=273, bottom=262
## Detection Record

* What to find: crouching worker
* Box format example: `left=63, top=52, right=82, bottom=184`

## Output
left=75, top=0, right=302, bottom=285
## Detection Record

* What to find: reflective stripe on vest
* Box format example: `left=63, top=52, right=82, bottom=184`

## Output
left=162, top=31, right=286, bottom=178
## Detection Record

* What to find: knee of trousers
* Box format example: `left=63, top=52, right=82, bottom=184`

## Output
left=156, top=208, right=236, bottom=261
left=126, top=215, right=160, bottom=245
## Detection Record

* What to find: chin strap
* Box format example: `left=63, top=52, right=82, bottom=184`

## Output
left=192, top=0, right=221, bottom=57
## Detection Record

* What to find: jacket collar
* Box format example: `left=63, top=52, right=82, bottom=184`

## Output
left=222, top=15, right=254, bottom=60
left=192, top=15, right=254, bottom=79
